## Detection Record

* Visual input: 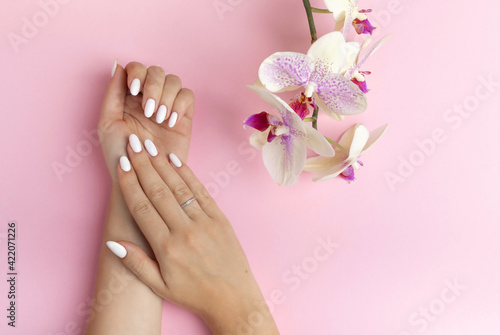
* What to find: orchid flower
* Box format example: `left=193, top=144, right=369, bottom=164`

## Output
left=258, top=31, right=367, bottom=120
left=341, top=35, right=390, bottom=93
left=244, top=86, right=335, bottom=186
left=324, top=0, right=376, bottom=36
left=289, top=92, right=316, bottom=119
left=304, top=123, right=388, bottom=182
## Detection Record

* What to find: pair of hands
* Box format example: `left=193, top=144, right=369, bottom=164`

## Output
left=98, top=62, right=278, bottom=334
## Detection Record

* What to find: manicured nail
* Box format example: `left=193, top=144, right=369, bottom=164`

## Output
left=129, top=134, right=142, bottom=153
left=130, top=78, right=140, bottom=96
left=106, top=241, right=127, bottom=258
left=111, top=59, right=118, bottom=78
left=156, top=105, right=167, bottom=124
left=168, top=111, right=178, bottom=128
left=169, top=153, right=182, bottom=167
left=119, top=156, right=131, bottom=171
left=144, top=98, right=155, bottom=118
left=144, top=139, right=158, bottom=157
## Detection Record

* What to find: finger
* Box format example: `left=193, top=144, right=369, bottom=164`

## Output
left=142, top=66, right=166, bottom=119
left=106, top=241, right=168, bottom=297
left=124, top=62, right=147, bottom=96
left=98, top=61, right=127, bottom=133
left=166, top=153, right=222, bottom=219
left=168, top=88, right=195, bottom=128
left=145, top=147, right=205, bottom=221
left=117, top=154, right=170, bottom=247
left=156, top=74, right=182, bottom=124
left=126, top=135, right=191, bottom=228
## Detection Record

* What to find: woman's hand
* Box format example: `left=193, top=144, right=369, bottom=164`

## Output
left=99, top=61, right=194, bottom=185
left=106, top=136, right=280, bottom=335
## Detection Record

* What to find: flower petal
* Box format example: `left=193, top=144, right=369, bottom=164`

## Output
left=249, top=130, right=269, bottom=151
left=262, top=135, right=306, bottom=186
left=302, top=123, right=335, bottom=157
left=323, top=0, right=348, bottom=30
left=361, top=123, right=388, bottom=153
left=340, top=41, right=361, bottom=75
left=315, top=73, right=367, bottom=116
left=244, top=112, right=270, bottom=131
left=307, top=32, right=347, bottom=75
left=342, top=124, right=369, bottom=160
left=258, top=52, right=314, bottom=93
left=357, top=34, right=391, bottom=68
left=304, top=153, right=346, bottom=173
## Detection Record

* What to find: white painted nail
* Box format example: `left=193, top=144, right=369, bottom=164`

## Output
left=106, top=241, right=127, bottom=258
left=169, top=153, right=182, bottom=167
left=156, top=105, right=167, bottom=124
left=119, top=156, right=131, bottom=171
left=144, top=98, right=155, bottom=118
left=130, top=78, right=140, bottom=96
left=168, top=111, right=178, bottom=128
left=144, top=139, right=158, bottom=157
left=111, top=59, right=118, bottom=78
left=129, top=134, right=142, bottom=153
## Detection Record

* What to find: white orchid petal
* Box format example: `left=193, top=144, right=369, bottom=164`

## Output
left=357, top=35, right=391, bottom=69
left=262, top=136, right=306, bottom=186
left=307, top=32, right=347, bottom=74
left=258, top=52, right=314, bottom=93
left=346, top=124, right=369, bottom=160
left=312, top=164, right=348, bottom=182
left=302, top=124, right=335, bottom=157
left=249, top=130, right=269, bottom=151
left=304, top=153, right=346, bottom=172
left=362, top=124, right=388, bottom=153
left=341, top=41, right=361, bottom=74
left=315, top=73, right=367, bottom=116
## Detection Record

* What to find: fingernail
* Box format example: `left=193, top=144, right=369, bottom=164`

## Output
left=169, top=153, right=182, bottom=167
left=156, top=105, right=167, bottom=124
left=144, top=98, right=155, bottom=118
left=168, top=111, right=178, bottom=128
left=111, top=59, right=118, bottom=78
left=119, top=156, right=131, bottom=171
left=144, top=139, right=158, bottom=157
left=106, top=241, right=127, bottom=258
left=130, top=78, right=140, bottom=96
left=129, top=134, right=142, bottom=153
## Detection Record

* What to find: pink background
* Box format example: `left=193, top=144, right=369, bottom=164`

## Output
left=1, top=0, right=499, bottom=334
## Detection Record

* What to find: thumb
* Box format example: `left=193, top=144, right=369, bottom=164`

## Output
left=106, top=240, right=167, bottom=296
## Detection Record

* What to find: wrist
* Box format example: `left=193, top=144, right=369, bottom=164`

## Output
left=201, top=291, right=279, bottom=335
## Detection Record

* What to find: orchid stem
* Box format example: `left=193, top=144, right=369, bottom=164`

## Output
left=312, top=106, right=319, bottom=130
left=303, top=117, right=317, bottom=122
left=302, top=0, right=317, bottom=43
left=325, top=136, right=348, bottom=154
left=311, top=7, right=332, bottom=14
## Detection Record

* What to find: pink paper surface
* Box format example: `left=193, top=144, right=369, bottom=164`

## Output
left=1, top=0, right=499, bottom=334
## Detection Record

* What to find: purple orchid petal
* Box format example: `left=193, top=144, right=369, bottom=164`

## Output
left=315, top=73, right=367, bottom=116
left=267, top=130, right=278, bottom=143
left=259, top=52, right=314, bottom=93
left=340, top=165, right=356, bottom=182
left=353, top=18, right=376, bottom=35
left=358, top=160, right=364, bottom=166
left=244, top=111, right=270, bottom=132
left=351, top=77, right=369, bottom=93
left=289, top=94, right=310, bottom=120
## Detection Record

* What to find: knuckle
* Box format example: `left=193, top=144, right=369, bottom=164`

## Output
left=133, top=200, right=153, bottom=217
left=129, top=258, right=145, bottom=277
left=149, top=185, right=169, bottom=201
left=195, top=186, right=212, bottom=203
left=148, top=65, right=165, bottom=76
left=166, top=74, right=182, bottom=87
left=172, top=183, right=191, bottom=199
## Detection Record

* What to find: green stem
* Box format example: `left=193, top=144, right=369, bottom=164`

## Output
left=312, top=106, right=319, bottom=130
left=311, top=7, right=332, bottom=14
left=302, top=0, right=317, bottom=43
left=325, top=136, right=348, bottom=154
left=303, top=117, right=317, bottom=122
